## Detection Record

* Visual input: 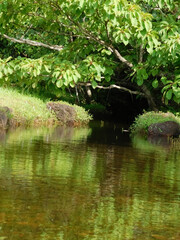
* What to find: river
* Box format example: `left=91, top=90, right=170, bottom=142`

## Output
left=0, top=121, right=180, bottom=240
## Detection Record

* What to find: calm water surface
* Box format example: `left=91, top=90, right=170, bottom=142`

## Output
left=0, top=121, right=180, bottom=240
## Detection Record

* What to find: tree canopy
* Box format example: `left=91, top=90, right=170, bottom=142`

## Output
left=0, top=0, right=180, bottom=109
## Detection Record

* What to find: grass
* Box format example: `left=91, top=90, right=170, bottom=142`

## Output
left=0, top=87, right=91, bottom=127
left=73, top=104, right=92, bottom=123
left=130, top=111, right=180, bottom=136
left=0, top=87, right=55, bottom=126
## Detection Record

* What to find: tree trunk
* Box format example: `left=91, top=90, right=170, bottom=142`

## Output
left=141, top=85, right=158, bottom=111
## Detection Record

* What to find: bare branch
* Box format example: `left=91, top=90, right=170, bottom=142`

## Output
left=104, top=20, right=111, bottom=42
left=108, top=46, right=133, bottom=68
left=78, top=82, right=144, bottom=96
left=2, top=34, right=63, bottom=51
left=139, top=44, right=144, bottom=63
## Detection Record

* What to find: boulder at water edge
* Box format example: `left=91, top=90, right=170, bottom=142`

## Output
left=0, top=106, right=12, bottom=129
left=47, top=102, right=77, bottom=126
left=148, top=121, right=180, bottom=137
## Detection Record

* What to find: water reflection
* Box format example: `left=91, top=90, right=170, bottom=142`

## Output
left=0, top=129, right=7, bottom=143
left=0, top=123, right=179, bottom=240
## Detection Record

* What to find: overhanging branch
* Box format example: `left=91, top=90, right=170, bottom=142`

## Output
left=78, top=82, right=144, bottom=96
left=50, top=1, right=134, bottom=69
left=2, top=34, right=64, bottom=51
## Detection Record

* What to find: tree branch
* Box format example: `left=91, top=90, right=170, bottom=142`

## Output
left=78, top=82, right=144, bottom=96
left=139, top=44, right=144, bottom=63
left=2, top=34, right=63, bottom=51
left=141, top=85, right=157, bottom=110
left=108, top=46, right=133, bottom=68
left=50, top=1, right=134, bottom=68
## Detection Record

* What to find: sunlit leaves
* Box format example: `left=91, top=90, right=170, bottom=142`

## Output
left=0, top=57, right=15, bottom=79
left=134, top=66, right=148, bottom=86
left=0, top=0, right=179, bottom=105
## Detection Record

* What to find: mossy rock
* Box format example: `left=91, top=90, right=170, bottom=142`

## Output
left=130, top=111, right=180, bottom=137
left=148, top=121, right=180, bottom=137
left=47, top=102, right=77, bottom=126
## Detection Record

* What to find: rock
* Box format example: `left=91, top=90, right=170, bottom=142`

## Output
left=148, top=121, right=180, bottom=137
left=47, top=102, right=77, bottom=125
left=0, top=106, right=12, bottom=129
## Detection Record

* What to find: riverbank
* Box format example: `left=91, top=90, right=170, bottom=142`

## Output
left=130, top=111, right=180, bottom=137
left=0, top=87, right=92, bottom=128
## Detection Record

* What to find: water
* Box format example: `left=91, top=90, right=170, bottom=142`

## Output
left=0, top=121, right=180, bottom=240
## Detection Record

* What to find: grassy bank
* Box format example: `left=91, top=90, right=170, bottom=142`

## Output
left=130, top=111, right=180, bottom=136
left=0, top=87, right=91, bottom=127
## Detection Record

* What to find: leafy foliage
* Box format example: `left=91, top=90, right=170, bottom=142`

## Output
left=0, top=0, right=179, bottom=107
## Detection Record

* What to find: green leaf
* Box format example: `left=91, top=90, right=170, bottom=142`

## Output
left=131, top=17, right=138, bottom=27
left=70, top=82, right=75, bottom=87
left=173, top=96, right=180, bottom=104
left=51, top=77, right=56, bottom=84
left=93, top=62, right=104, bottom=74
left=32, top=83, right=37, bottom=88
left=44, top=65, right=51, bottom=73
left=101, top=49, right=112, bottom=56
left=141, top=69, right=148, bottom=80
left=79, top=0, right=84, bottom=8
left=151, top=69, right=158, bottom=77
left=53, top=71, right=60, bottom=78
left=166, top=89, right=172, bottom=100
left=152, top=79, right=158, bottom=88
left=105, top=75, right=111, bottom=82
left=162, top=84, right=172, bottom=93
left=122, top=35, right=129, bottom=46
left=144, top=21, right=152, bottom=31
left=3, top=67, right=8, bottom=75
left=72, top=74, right=79, bottom=83
left=137, top=78, right=143, bottom=86
left=92, top=80, right=97, bottom=89
left=56, top=80, right=63, bottom=88
left=146, top=40, right=153, bottom=54
left=105, top=68, right=113, bottom=75
left=161, top=77, right=167, bottom=84
left=172, top=87, right=180, bottom=98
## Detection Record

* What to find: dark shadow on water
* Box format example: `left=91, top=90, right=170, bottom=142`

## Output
left=87, top=120, right=131, bottom=146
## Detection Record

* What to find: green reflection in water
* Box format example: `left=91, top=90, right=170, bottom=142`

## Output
left=0, top=125, right=179, bottom=240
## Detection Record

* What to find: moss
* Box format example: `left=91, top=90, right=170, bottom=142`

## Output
left=130, top=111, right=180, bottom=136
